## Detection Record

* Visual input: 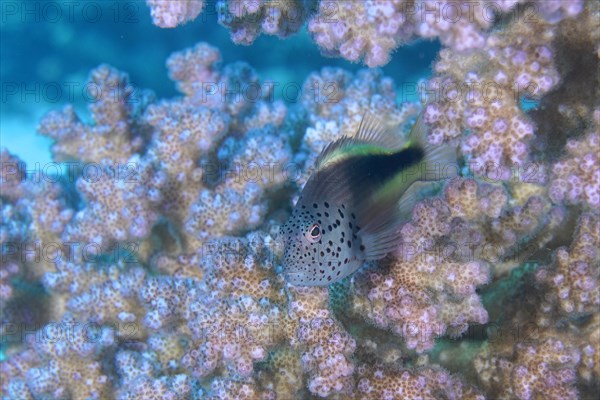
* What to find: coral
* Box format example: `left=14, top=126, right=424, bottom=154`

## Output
left=43, top=260, right=147, bottom=331
left=143, top=1, right=585, bottom=68
left=208, top=377, right=274, bottom=399
left=146, top=0, right=205, bottom=28
left=350, top=241, right=490, bottom=352
left=184, top=125, right=293, bottom=240
left=0, top=152, right=28, bottom=301
left=0, top=321, right=116, bottom=399
left=4, top=1, right=600, bottom=395
left=536, top=213, right=599, bottom=318
left=63, top=157, right=163, bottom=249
left=115, top=348, right=196, bottom=399
left=144, top=42, right=291, bottom=248
left=357, top=365, right=484, bottom=400
left=470, top=213, right=600, bottom=398
left=308, top=0, right=520, bottom=67
left=166, top=42, right=288, bottom=128
left=548, top=130, right=600, bottom=209
left=38, top=65, right=148, bottom=164
left=217, top=0, right=310, bottom=44
left=0, top=149, right=26, bottom=202
left=258, top=347, right=304, bottom=398
left=287, top=285, right=356, bottom=397
left=424, top=16, right=561, bottom=169
left=474, top=337, right=580, bottom=400
left=136, top=234, right=286, bottom=378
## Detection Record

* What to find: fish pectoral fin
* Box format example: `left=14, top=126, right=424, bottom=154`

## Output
left=356, top=199, right=404, bottom=261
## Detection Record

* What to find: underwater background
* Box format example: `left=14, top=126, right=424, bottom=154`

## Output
left=0, top=0, right=598, bottom=399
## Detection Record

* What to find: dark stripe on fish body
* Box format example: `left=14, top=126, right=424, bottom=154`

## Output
left=350, top=147, right=425, bottom=186
left=311, top=146, right=425, bottom=208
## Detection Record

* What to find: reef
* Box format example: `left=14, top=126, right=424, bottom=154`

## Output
left=144, top=0, right=585, bottom=67
left=1, top=1, right=599, bottom=399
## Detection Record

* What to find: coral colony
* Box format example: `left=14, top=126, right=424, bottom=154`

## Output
left=1, top=1, right=598, bottom=399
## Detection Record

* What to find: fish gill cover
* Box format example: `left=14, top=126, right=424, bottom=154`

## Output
left=0, top=0, right=598, bottom=399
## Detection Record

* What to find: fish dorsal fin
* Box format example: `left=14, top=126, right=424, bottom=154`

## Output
left=315, top=136, right=357, bottom=170
left=354, top=112, right=404, bottom=149
left=315, top=112, right=403, bottom=170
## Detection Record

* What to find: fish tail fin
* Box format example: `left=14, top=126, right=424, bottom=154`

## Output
left=358, top=113, right=459, bottom=261
left=406, top=112, right=459, bottom=182
left=394, top=112, right=459, bottom=218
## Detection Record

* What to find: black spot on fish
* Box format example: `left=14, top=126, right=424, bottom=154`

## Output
left=338, top=209, right=344, bottom=219
left=324, top=212, right=329, bottom=217
left=347, top=241, right=352, bottom=248
left=324, top=202, right=329, bottom=208
left=313, top=203, right=318, bottom=208
left=360, top=245, right=365, bottom=251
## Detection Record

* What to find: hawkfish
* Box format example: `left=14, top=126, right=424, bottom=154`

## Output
left=281, top=112, right=457, bottom=286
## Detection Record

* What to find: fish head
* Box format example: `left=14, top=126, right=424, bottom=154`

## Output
left=281, top=199, right=363, bottom=286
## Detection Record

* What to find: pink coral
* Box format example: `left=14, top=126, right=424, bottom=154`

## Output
left=218, top=0, right=310, bottom=44
left=351, top=248, right=489, bottom=352
left=38, top=65, right=146, bottom=164
left=307, top=0, right=525, bottom=67
left=0, top=321, right=115, bottom=399
left=4, top=5, right=599, bottom=396
left=549, top=130, right=600, bottom=209
left=288, top=285, right=356, bottom=397
left=536, top=213, right=599, bottom=317
left=146, top=0, right=205, bottom=28
left=357, top=365, right=484, bottom=400
left=63, top=158, right=163, bottom=249
left=424, top=16, right=562, bottom=169
left=138, top=234, right=286, bottom=378
left=144, top=0, right=584, bottom=68
left=475, top=338, right=581, bottom=400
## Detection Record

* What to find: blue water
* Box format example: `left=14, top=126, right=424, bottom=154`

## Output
left=1, top=0, right=440, bottom=166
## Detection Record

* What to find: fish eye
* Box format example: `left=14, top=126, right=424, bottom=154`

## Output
left=305, top=223, right=321, bottom=243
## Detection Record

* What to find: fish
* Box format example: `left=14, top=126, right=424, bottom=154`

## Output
left=281, top=112, right=457, bottom=286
